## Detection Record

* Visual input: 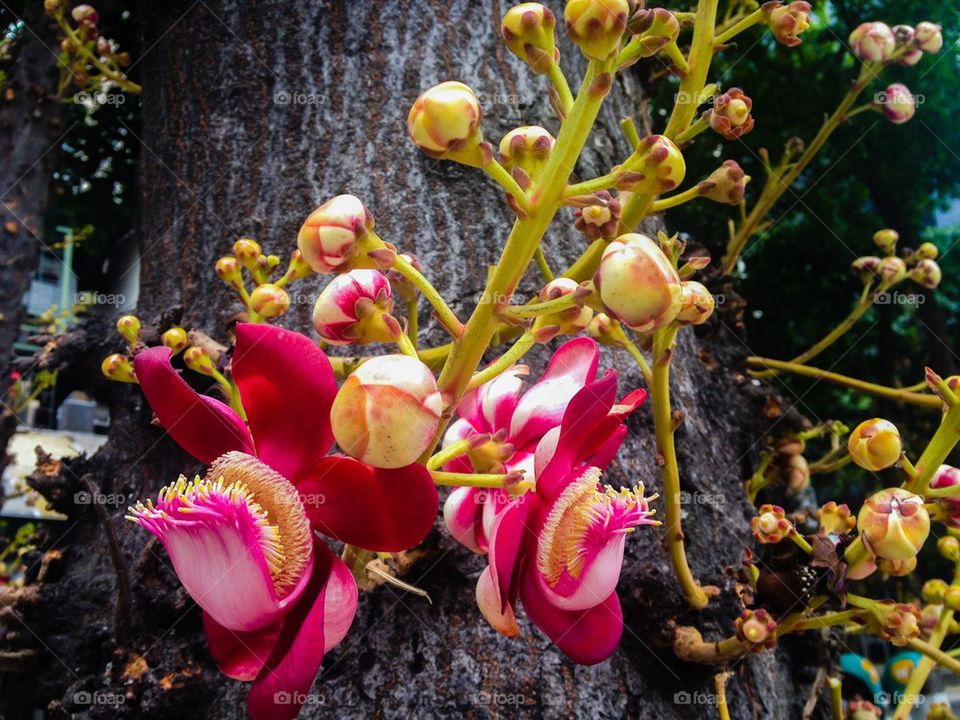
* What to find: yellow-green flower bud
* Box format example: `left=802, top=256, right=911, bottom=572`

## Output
left=916, top=242, right=939, bottom=260
left=858, top=488, right=929, bottom=561
left=161, top=327, right=189, bottom=355
left=215, top=256, right=244, bottom=290
left=939, top=535, right=960, bottom=562
left=675, top=281, right=715, bottom=326
left=923, top=578, right=948, bottom=604
left=734, top=608, right=777, bottom=650
left=613, top=134, right=686, bottom=194
left=498, top=126, right=555, bottom=183
left=250, top=283, right=290, bottom=318
left=116, top=315, right=140, bottom=346
left=698, top=160, right=750, bottom=205
left=564, top=0, right=630, bottom=60
left=848, top=418, right=901, bottom=471
left=873, top=228, right=899, bottom=255
left=407, top=82, right=486, bottom=167
left=232, top=238, right=262, bottom=272
left=101, top=353, right=137, bottom=383
left=284, top=249, right=314, bottom=283
left=184, top=346, right=217, bottom=377
left=878, top=256, right=907, bottom=284
left=876, top=556, right=916, bottom=577
left=870, top=601, right=921, bottom=646
left=911, top=258, right=941, bottom=289
left=500, top=3, right=558, bottom=73
left=944, top=586, right=960, bottom=612
left=532, top=278, right=593, bottom=341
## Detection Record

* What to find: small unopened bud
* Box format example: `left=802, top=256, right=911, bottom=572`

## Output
left=564, top=0, right=630, bottom=60
left=762, top=1, right=812, bottom=47
left=282, top=249, right=314, bottom=283
left=911, top=258, right=941, bottom=289
left=621, top=8, right=679, bottom=62
left=313, top=269, right=401, bottom=346
left=923, top=578, right=949, bottom=604
left=892, top=25, right=923, bottom=66
left=877, top=556, right=916, bottom=577
left=871, top=601, right=921, bottom=646
left=698, top=160, right=750, bottom=205
left=851, top=256, right=881, bottom=279
left=499, top=125, right=555, bottom=181
left=116, top=315, right=140, bottom=346
left=848, top=418, right=901, bottom=471
left=914, top=21, right=943, bottom=53
left=101, top=353, right=136, bottom=383
left=846, top=700, right=882, bottom=720
left=945, top=586, right=960, bottom=612
left=817, top=500, right=855, bottom=535
left=43, top=0, right=59, bottom=14
left=873, top=228, right=899, bottom=254
left=939, top=535, right=960, bottom=561
left=849, top=22, right=895, bottom=62
left=595, top=233, right=682, bottom=332
left=783, top=453, right=810, bottom=492
left=916, top=242, right=939, bottom=260
left=96, top=36, right=110, bottom=56
left=858, top=488, right=929, bottom=561
left=734, top=609, right=777, bottom=650
left=331, top=355, right=443, bottom=469
left=613, top=134, right=686, bottom=194
left=532, top=278, right=593, bottom=341
left=878, top=256, right=907, bottom=284
left=751, top=504, right=791, bottom=544
left=297, top=194, right=375, bottom=274
left=161, top=327, right=189, bottom=355
left=930, top=465, right=960, bottom=529
left=501, top=3, right=559, bottom=73
left=184, top=346, right=217, bottom=377
left=573, top=191, right=621, bottom=240
left=706, top=88, right=754, bottom=140
left=232, top=238, right=262, bottom=272
left=675, top=281, right=714, bottom=326
left=215, top=256, right=243, bottom=290
left=880, top=83, right=915, bottom=125
left=250, top=283, right=290, bottom=318
left=71, top=4, right=98, bottom=24
left=408, top=82, right=486, bottom=167
left=586, top=312, right=619, bottom=345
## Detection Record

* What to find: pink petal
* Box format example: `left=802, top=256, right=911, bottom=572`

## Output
left=519, top=563, right=623, bottom=665
left=509, top=338, right=599, bottom=448
left=477, top=366, right=527, bottom=432
left=440, top=419, right=478, bottom=475
left=476, top=566, right=519, bottom=636
left=488, top=496, right=537, bottom=612
left=248, top=540, right=357, bottom=720
left=203, top=612, right=280, bottom=681
left=443, top=486, right=485, bottom=553
left=535, top=531, right=629, bottom=612
left=133, top=346, right=254, bottom=463
left=233, top=324, right=336, bottom=482
left=300, top=455, right=438, bottom=551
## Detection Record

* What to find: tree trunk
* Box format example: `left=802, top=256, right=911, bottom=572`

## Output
left=1, top=2, right=828, bottom=718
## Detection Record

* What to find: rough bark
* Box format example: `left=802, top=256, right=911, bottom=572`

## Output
left=1, top=2, right=830, bottom=718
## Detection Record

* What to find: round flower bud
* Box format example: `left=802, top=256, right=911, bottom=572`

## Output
left=848, top=418, right=901, bottom=471
left=586, top=312, right=619, bottom=346
left=71, top=4, right=98, bottom=25
left=184, top=346, right=217, bottom=377
left=762, top=1, right=812, bottom=47
left=877, top=556, right=916, bottom=577
left=331, top=355, right=444, bottom=469
left=923, top=578, right=948, bottom=604
left=878, top=256, right=907, bottom=284
left=500, top=3, right=559, bottom=73
left=892, top=25, right=923, bottom=66
left=613, top=134, right=686, bottom=194
left=849, top=22, right=896, bottom=62
left=313, top=270, right=402, bottom=346
left=595, top=233, right=682, bottom=332
left=939, top=535, right=960, bottom=562
left=161, top=327, right=189, bottom=355
left=783, top=453, right=810, bottom=492
left=734, top=609, right=777, bottom=650
left=283, top=249, right=315, bottom=283
left=564, top=0, right=630, bottom=60
left=532, top=278, right=593, bottom=341
left=215, top=256, right=243, bottom=290
left=916, top=242, right=939, bottom=260
left=621, top=8, right=679, bottom=62
left=872, top=601, right=921, bottom=646
left=573, top=191, right=620, bottom=240
left=232, top=238, right=262, bottom=272
left=873, top=227, right=899, bottom=254
left=914, top=22, right=943, bottom=53
left=706, top=88, right=754, bottom=140
left=945, top=586, right=960, bottom=612
left=851, top=256, right=882, bottom=280
left=817, top=501, right=855, bottom=535
left=911, top=258, right=941, bottom=289
left=297, top=194, right=374, bottom=274
left=698, top=160, right=750, bottom=205
left=930, top=465, right=960, bottom=528
left=116, top=315, right=140, bottom=346
left=407, top=82, right=486, bottom=167
left=846, top=701, right=882, bottom=720
left=675, top=281, right=715, bottom=326
left=101, top=353, right=136, bottom=383
left=250, top=283, right=290, bottom=318
left=858, top=488, right=929, bottom=561
left=880, top=83, right=915, bottom=125
left=498, top=126, right=555, bottom=182
left=751, top=504, right=791, bottom=544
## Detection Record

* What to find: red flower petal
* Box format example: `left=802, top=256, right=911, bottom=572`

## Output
left=247, top=539, right=357, bottom=720
left=233, top=324, right=336, bottom=482
left=133, top=346, right=254, bottom=463
left=488, top=496, right=537, bottom=612
left=203, top=612, right=280, bottom=681
left=300, top=455, right=438, bottom=551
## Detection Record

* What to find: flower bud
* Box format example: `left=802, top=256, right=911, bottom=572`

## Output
left=313, top=270, right=402, bottom=346
left=331, top=355, right=443, bottom=468
left=858, top=488, right=929, bottom=561
left=923, top=578, right=948, bottom=604
left=698, top=160, right=750, bottom=205
left=848, top=418, right=901, bottom=471
left=916, top=241, right=939, bottom=260
left=762, top=1, right=812, bottom=47
left=734, top=609, right=777, bottom=650
left=930, top=465, right=960, bottom=528
left=232, top=238, right=262, bottom=273
left=846, top=700, right=882, bottom=720
left=215, top=256, right=243, bottom=290
left=407, top=82, right=486, bottom=167
left=621, top=8, right=679, bottom=62
left=880, top=83, right=915, bottom=125
left=940, top=535, right=960, bottom=561
left=573, top=191, right=620, bottom=240
left=783, top=453, right=810, bottom=492
left=282, top=249, right=314, bottom=284
left=817, top=501, right=855, bottom=535
left=911, top=258, right=941, bottom=289
left=532, top=278, right=593, bottom=341
left=564, top=0, right=630, bottom=60
left=675, top=281, right=714, bottom=326
left=595, top=233, right=682, bottom=332
left=945, top=586, right=960, bottom=612
left=613, top=134, right=686, bottom=194
left=500, top=3, right=559, bottom=73
left=751, top=504, right=791, bottom=544
left=250, top=283, right=290, bottom=318
left=851, top=256, right=881, bottom=280
left=116, top=315, right=140, bottom=346
left=297, top=194, right=375, bottom=274
left=586, top=312, right=619, bottom=345
left=872, top=601, right=922, bottom=646
left=878, top=256, right=907, bottom=284
left=892, top=25, right=923, bottom=66
left=849, top=22, right=895, bottom=62
left=706, top=88, right=754, bottom=140
left=914, top=22, right=943, bottom=53
left=877, top=556, right=916, bottom=577
left=71, top=4, right=98, bottom=25
left=161, top=327, right=189, bottom=355
left=101, top=353, right=136, bottom=383
left=184, top=346, right=217, bottom=377
left=873, top=227, right=899, bottom=254
left=498, top=126, right=555, bottom=183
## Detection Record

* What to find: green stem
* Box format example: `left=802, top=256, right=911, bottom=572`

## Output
left=674, top=117, right=710, bottom=145
left=619, top=117, right=642, bottom=149
left=790, top=532, right=813, bottom=554
left=484, top=159, right=533, bottom=214
left=714, top=672, right=732, bottom=720
left=715, top=9, right=764, bottom=45
left=391, top=254, right=464, bottom=338
left=426, top=437, right=476, bottom=471
left=547, top=62, right=575, bottom=116
left=896, top=589, right=959, bottom=720
left=406, top=298, right=419, bottom=346
left=467, top=332, right=536, bottom=390
left=907, top=637, right=960, bottom=676
left=789, top=609, right=863, bottom=632
left=396, top=331, right=419, bottom=358
left=905, top=399, right=960, bottom=494
left=745, top=357, right=941, bottom=409
left=828, top=678, right=843, bottom=720
left=341, top=544, right=375, bottom=587
left=564, top=172, right=618, bottom=197
left=649, top=185, right=702, bottom=213
left=534, top=246, right=555, bottom=282
left=430, top=471, right=513, bottom=488
left=503, top=295, right=578, bottom=320
left=663, top=41, right=690, bottom=73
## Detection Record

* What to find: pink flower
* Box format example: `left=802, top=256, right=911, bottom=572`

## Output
left=931, top=464, right=960, bottom=528
left=312, top=269, right=401, bottom=345
left=443, top=338, right=643, bottom=553
left=880, top=83, right=915, bottom=125
left=474, top=369, right=656, bottom=663
left=849, top=22, right=895, bottom=62
left=128, top=323, right=438, bottom=720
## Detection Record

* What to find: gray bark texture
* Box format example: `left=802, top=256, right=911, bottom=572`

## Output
left=0, top=1, right=831, bottom=718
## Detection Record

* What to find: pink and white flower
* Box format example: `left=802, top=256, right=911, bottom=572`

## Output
left=880, top=83, right=915, bottom=125
left=849, top=22, right=895, bottom=62
left=128, top=324, right=438, bottom=720
left=297, top=194, right=374, bottom=274
left=474, top=369, right=657, bottom=663
left=312, top=269, right=401, bottom=345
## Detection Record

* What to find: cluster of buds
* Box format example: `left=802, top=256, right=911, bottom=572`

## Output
left=868, top=601, right=921, bottom=646
left=216, top=237, right=312, bottom=320
left=751, top=504, right=793, bottom=544
left=500, top=3, right=559, bottom=74
left=851, top=230, right=942, bottom=292
left=563, top=0, right=630, bottom=60
left=499, top=126, right=555, bottom=187
left=761, top=2, right=812, bottom=47
left=817, top=500, right=855, bottom=536
left=612, top=134, right=686, bottom=195
left=697, top=160, right=750, bottom=205
left=100, top=315, right=142, bottom=383
left=572, top=191, right=621, bottom=240
left=313, top=270, right=403, bottom=346
left=734, top=609, right=777, bottom=651
left=858, top=487, right=930, bottom=561
left=704, top=88, right=754, bottom=141
left=893, top=21, right=944, bottom=68
left=531, top=278, right=593, bottom=342
left=408, top=82, right=487, bottom=168
left=847, top=418, right=901, bottom=471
